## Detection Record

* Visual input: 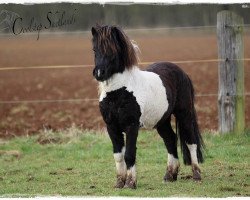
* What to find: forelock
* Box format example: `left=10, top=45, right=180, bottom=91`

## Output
left=93, top=26, right=118, bottom=55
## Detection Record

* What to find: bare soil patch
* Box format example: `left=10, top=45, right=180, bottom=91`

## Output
left=0, top=32, right=249, bottom=138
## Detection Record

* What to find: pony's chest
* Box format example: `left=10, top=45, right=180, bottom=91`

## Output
left=99, top=87, right=141, bottom=128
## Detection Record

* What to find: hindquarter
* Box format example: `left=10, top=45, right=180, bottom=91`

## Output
left=146, top=62, right=194, bottom=125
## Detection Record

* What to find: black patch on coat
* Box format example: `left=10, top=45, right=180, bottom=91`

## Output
left=99, top=87, right=141, bottom=132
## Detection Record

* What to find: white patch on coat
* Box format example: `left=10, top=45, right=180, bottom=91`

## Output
left=167, top=153, right=179, bottom=170
left=113, top=147, right=126, bottom=177
left=127, top=165, right=136, bottom=181
left=99, top=67, right=169, bottom=129
left=187, top=144, right=198, bottom=165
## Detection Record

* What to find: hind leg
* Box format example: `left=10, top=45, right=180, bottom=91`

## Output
left=176, top=110, right=203, bottom=181
left=157, top=118, right=180, bottom=182
left=187, top=144, right=201, bottom=181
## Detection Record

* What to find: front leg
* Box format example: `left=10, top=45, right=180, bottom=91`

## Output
left=124, top=125, right=139, bottom=189
left=107, top=125, right=126, bottom=188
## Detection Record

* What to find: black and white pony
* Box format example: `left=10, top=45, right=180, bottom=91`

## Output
left=91, top=25, right=204, bottom=189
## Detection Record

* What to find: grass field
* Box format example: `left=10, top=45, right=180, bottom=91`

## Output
left=0, top=128, right=249, bottom=197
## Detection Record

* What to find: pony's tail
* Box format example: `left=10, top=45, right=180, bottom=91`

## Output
left=176, top=78, right=204, bottom=165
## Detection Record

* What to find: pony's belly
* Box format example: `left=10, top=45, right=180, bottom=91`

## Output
left=128, top=71, right=169, bottom=129
left=139, top=98, right=169, bottom=129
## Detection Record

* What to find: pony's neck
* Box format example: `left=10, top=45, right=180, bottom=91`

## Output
left=99, top=66, right=140, bottom=94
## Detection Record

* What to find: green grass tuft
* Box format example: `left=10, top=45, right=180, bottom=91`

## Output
left=0, top=129, right=249, bottom=197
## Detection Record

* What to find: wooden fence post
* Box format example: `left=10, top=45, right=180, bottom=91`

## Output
left=217, top=10, right=245, bottom=134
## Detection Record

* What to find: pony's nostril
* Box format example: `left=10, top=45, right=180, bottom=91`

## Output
left=93, top=67, right=105, bottom=80
left=98, top=69, right=105, bottom=77
left=101, top=69, right=105, bottom=75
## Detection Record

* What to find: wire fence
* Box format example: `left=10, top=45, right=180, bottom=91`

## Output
left=1, top=24, right=250, bottom=37
left=0, top=59, right=249, bottom=104
left=0, top=58, right=250, bottom=71
left=0, top=93, right=250, bottom=105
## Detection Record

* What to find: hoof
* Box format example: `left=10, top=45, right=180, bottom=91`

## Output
left=192, top=170, right=201, bottom=181
left=164, top=166, right=178, bottom=182
left=164, top=172, right=178, bottom=182
left=192, top=164, right=201, bottom=181
left=114, top=176, right=126, bottom=189
left=124, top=176, right=137, bottom=189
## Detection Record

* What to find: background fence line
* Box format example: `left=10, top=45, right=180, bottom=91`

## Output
left=0, top=93, right=250, bottom=104
left=125, top=24, right=250, bottom=31
left=1, top=59, right=249, bottom=104
left=1, top=24, right=250, bottom=37
left=0, top=58, right=250, bottom=71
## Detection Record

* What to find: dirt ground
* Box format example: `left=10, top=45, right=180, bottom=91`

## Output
left=0, top=31, right=249, bottom=138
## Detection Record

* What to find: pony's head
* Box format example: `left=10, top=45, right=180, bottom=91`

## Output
left=91, top=25, right=138, bottom=82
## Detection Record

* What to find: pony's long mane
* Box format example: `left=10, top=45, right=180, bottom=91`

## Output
left=93, top=25, right=138, bottom=69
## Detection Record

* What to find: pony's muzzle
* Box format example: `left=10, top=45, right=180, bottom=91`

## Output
left=93, top=67, right=106, bottom=81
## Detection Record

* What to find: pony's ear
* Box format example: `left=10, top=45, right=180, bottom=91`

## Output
left=91, top=27, right=98, bottom=36
left=111, top=26, right=125, bottom=48
left=111, top=26, right=138, bottom=68
left=112, top=26, right=121, bottom=38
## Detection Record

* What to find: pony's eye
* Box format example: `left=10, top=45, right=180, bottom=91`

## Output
left=92, top=49, right=96, bottom=52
